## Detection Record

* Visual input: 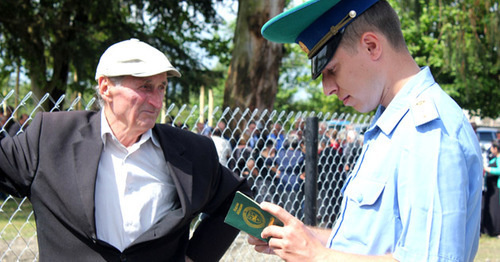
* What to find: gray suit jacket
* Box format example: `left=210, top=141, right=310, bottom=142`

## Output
left=0, top=111, right=251, bottom=261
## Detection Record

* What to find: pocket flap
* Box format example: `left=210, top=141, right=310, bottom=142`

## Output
left=345, top=178, right=385, bottom=206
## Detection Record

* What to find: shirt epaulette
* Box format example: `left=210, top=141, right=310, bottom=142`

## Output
left=410, top=95, right=439, bottom=126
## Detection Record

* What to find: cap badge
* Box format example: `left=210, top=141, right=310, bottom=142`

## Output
left=299, top=41, right=310, bottom=55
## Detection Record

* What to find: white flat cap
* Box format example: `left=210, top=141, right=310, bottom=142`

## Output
left=95, top=38, right=181, bottom=80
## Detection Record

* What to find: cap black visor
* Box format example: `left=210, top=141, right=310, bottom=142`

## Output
left=311, top=31, right=344, bottom=80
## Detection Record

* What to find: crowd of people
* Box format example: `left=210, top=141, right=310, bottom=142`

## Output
left=195, top=118, right=364, bottom=222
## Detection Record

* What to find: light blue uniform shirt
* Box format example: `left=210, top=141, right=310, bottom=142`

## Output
left=327, top=67, right=483, bottom=262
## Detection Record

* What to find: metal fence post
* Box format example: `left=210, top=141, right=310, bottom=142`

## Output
left=304, top=116, right=318, bottom=226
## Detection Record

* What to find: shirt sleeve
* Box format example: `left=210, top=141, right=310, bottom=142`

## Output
left=393, top=124, right=482, bottom=261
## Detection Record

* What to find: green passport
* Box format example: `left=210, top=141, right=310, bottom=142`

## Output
left=224, top=191, right=283, bottom=242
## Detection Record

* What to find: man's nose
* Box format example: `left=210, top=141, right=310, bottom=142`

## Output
left=321, top=74, right=339, bottom=96
left=322, top=82, right=338, bottom=96
left=149, top=90, right=164, bottom=109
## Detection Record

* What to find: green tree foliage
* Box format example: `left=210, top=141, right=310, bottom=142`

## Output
left=0, top=0, right=231, bottom=108
left=392, top=0, right=500, bottom=118
left=276, top=0, right=499, bottom=119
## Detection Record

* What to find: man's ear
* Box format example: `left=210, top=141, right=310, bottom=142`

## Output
left=98, top=76, right=111, bottom=98
left=360, top=32, right=382, bottom=61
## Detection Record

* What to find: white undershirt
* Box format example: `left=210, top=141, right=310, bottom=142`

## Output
left=95, top=111, right=178, bottom=251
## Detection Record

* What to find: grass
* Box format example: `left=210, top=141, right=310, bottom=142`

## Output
left=476, top=235, right=500, bottom=262
left=0, top=197, right=33, bottom=220
left=0, top=197, right=36, bottom=241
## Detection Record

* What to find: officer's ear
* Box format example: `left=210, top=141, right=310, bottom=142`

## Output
left=360, top=32, right=382, bottom=61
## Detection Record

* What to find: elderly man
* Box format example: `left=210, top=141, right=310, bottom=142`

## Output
left=0, top=39, right=250, bottom=261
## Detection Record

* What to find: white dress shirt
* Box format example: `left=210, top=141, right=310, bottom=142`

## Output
left=95, top=111, right=178, bottom=251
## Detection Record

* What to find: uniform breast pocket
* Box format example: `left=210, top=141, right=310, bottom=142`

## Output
left=340, top=178, right=390, bottom=246
left=345, top=178, right=386, bottom=208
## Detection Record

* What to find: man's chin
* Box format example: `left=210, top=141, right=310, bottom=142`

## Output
left=138, top=119, right=157, bottom=130
left=353, top=103, right=378, bottom=114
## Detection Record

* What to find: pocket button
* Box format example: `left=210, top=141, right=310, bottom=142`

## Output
left=356, top=194, right=364, bottom=203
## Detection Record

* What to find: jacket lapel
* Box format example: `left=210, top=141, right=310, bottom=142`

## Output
left=72, top=112, right=103, bottom=237
left=153, top=125, right=193, bottom=215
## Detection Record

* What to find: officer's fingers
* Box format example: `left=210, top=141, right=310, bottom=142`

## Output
left=247, top=235, right=267, bottom=246
left=261, top=224, right=286, bottom=241
left=260, top=202, right=297, bottom=225
left=254, top=244, right=275, bottom=255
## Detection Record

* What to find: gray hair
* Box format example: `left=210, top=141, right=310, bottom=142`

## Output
left=94, top=76, right=125, bottom=109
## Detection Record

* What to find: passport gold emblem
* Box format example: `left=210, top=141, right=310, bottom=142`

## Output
left=242, top=207, right=266, bottom=228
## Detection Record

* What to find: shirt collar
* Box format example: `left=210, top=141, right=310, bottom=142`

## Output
left=371, top=66, right=436, bottom=136
left=100, top=110, right=160, bottom=148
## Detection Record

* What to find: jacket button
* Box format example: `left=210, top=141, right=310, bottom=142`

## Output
left=90, top=236, right=97, bottom=244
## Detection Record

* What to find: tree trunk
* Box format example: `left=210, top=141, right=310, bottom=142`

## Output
left=223, top=0, right=285, bottom=112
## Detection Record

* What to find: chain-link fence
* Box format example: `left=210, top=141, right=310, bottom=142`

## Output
left=0, top=90, right=371, bottom=261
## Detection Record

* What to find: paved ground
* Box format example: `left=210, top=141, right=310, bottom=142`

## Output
left=221, top=233, right=282, bottom=261
left=0, top=233, right=277, bottom=262
left=0, top=236, right=38, bottom=262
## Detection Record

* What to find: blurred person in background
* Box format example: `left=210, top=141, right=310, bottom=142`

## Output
left=0, top=105, right=21, bottom=137
left=274, top=133, right=305, bottom=216
left=482, top=140, right=500, bottom=238
left=269, top=122, right=285, bottom=151
left=18, top=113, right=30, bottom=128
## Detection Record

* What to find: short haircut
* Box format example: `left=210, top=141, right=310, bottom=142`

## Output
left=340, top=0, right=407, bottom=54
left=492, top=140, right=500, bottom=150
